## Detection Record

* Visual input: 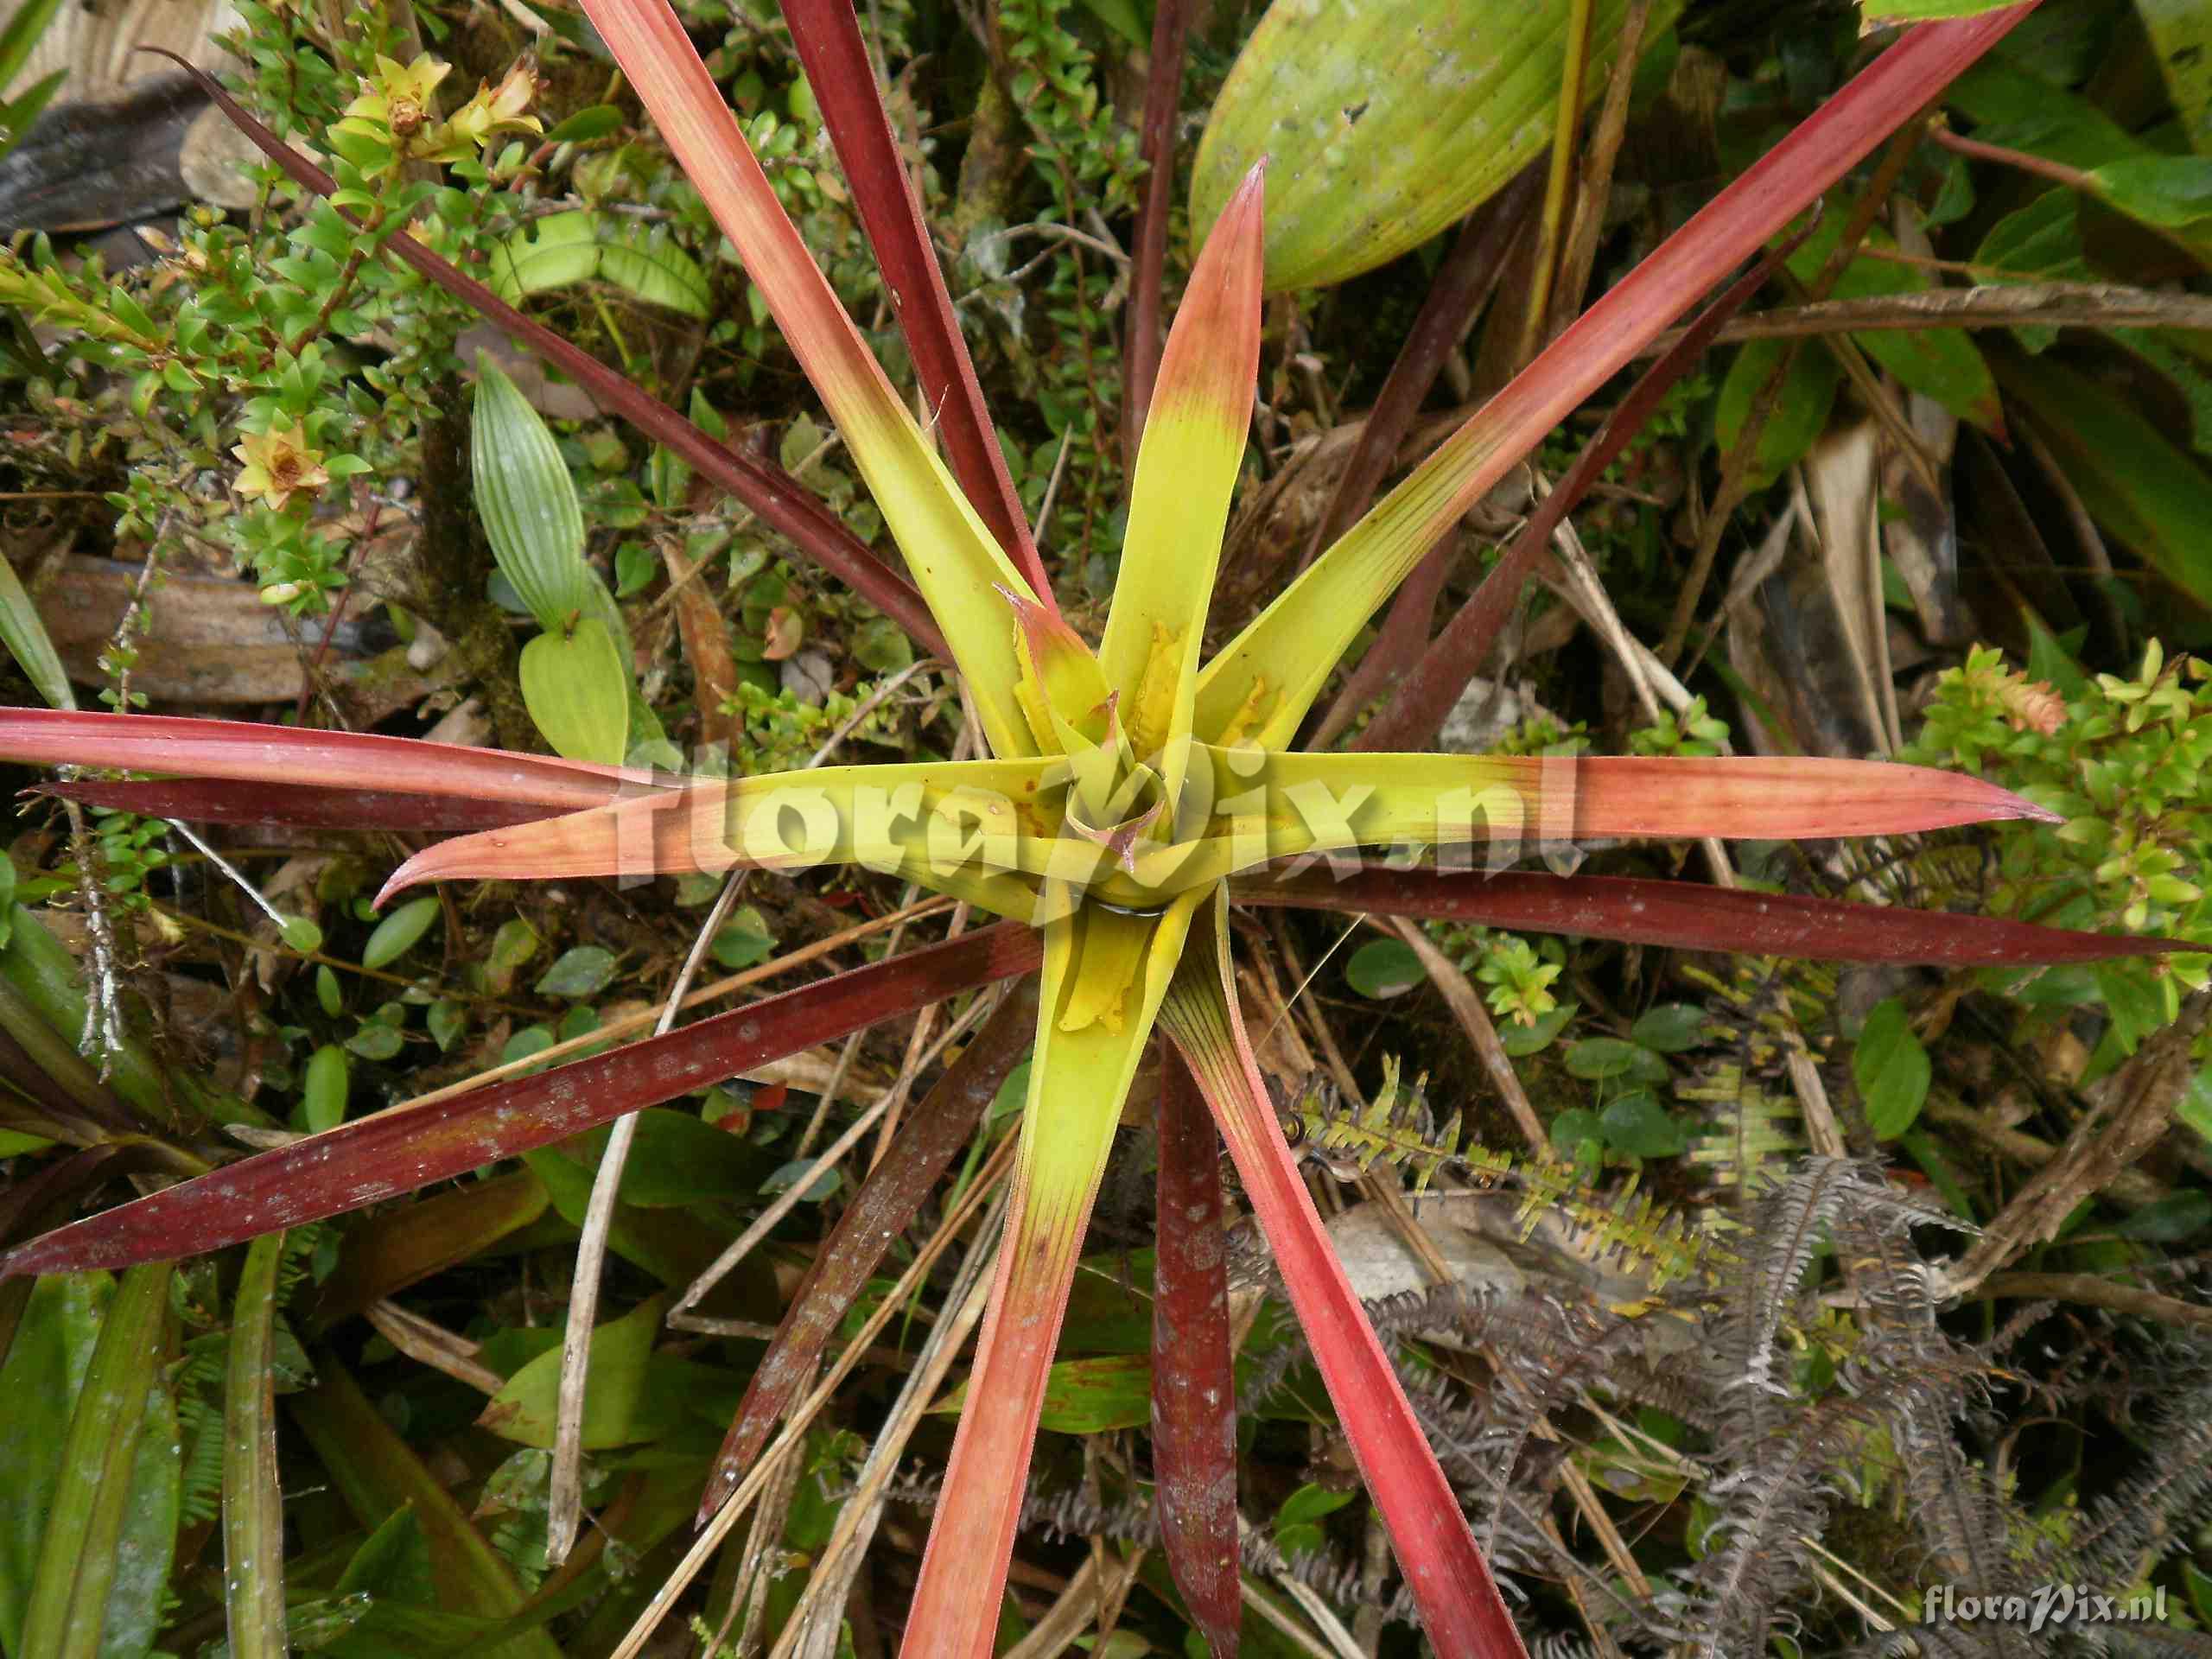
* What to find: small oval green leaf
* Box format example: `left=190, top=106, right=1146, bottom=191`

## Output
left=304, top=1044, right=350, bottom=1132
left=1853, top=997, right=1930, bottom=1141
left=1344, top=938, right=1426, bottom=1000
left=361, top=893, right=440, bottom=971
left=519, top=619, right=632, bottom=765
left=535, top=945, right=618, bottom=999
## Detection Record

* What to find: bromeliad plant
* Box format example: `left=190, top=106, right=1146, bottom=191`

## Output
left=1, top=1, right=2164, bottom=1653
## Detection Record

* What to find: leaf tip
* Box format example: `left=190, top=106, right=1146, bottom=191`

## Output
left=372, top=858, right=434, bottom=909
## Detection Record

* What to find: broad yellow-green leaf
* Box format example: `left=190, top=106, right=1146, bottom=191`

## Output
left=2139, top=0, right=2212, bottom=156
left=381, top=758, right=1059, bottom=923
left=472, top=357, right=590, bottom=631
left=904, top=886, right=1202, bottom=1656
left=1190, top=0, right=1681, bottom=291
left=489, top=210, right=711, bottom=318
left=1100, top=166, right=1264, bottom=798
left=519, top=619, right=632, bottom=766
left=573, top=0, right=1039, bottom=760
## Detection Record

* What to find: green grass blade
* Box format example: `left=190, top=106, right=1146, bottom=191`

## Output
left=19, top=1263, right=178, bottom=1659
left=223, top=1233, right=289, bottom=1659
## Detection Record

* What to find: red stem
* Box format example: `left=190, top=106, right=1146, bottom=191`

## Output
left=151, top=50, right=950, bottom=661
left=782, top=0, right=1053, bottom=607
left=1123, top=0, right=1197, bottom=463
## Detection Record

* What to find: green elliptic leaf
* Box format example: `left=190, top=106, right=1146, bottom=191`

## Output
left=1715, top=338, right=1843, bottom=491
left=471, top=355, right=590, bottom=631
left=519, top=619, right=631, bottom=766
left=1599, top=1091, right=1688, bottom=1159
left=1853, top=997, right=1930, bottom=1141
left=491, top=210, right=711, bottom=317
left=1630, top=1003, right=1708, bottom=1054
left=303, top=1044, right=350, bottom=1134
left=479, top=1294, right=672, bottom=1449
left=1344, top=938, right=1427, bottom=1000
left=543, top=104, right=627, bottom=144
left=1564, top=1038, right=1669, bottom=1086
left=1191, top=0, right=1683, bottom=291
left=534, top=945, right=618, bottom=999
left=360, top=893, right=441, bottom=971
left=709, top=906, right=775, bottom=969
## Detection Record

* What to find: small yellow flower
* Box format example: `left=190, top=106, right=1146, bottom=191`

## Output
left=232, top=423, right=331, bottom=512
left=446, top=58, right=544, bottom=150
left=344, top=53, right=453, bottom=143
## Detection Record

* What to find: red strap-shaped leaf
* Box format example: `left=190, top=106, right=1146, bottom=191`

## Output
left=0, top=922, right=1040, bottom=1281
left=1152, top=1046, right=1242, bottom=1657
left=1237, top=865, right=2174, bottom=966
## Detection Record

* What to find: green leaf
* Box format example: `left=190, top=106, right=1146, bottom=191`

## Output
left=1853, top=997, right=1929, bottom=1140
left=304, top=1044, right=350, bottom=1133
left=360, top=893, right=441, bottom=970
left=0, top=547, right=74, bottom=711
left=479, top=1294, right=682, bottom=1448
left=1500, top=1001, right=1577, bottom=1057
left=2139, top=0, right=2212, bottom=156
left=471, top=355, right=589, bottom=630
left=0, top=0, right=64, bottom=97
left=2088, top=156, right=2212, bottom=233
left=519, top=618, right=632, bottom=765
left=934, top=1353, right=1153, bottom=1434
left=2113, top=1190, right=2212, bottom=1242
left=543, top=104, right=626, bottom=144
left=488, top=211, right=710, bottom=319
left=534, top=945, right=618, bottom=999
left=223, top=1234, right=290, bottom=1659
left=1782, top=210, right=2001, bottom=429
left=556, top=1109, right=771, bottom=1207
left=1344, top=938, right=1426, bottom=1000
left=1564, top=1038, right=1669, bottom=1086
left=1715, top=339, right=1842, bottom=491
left=1189, top=0, right=1682, bottom=290
left=2179, top=1059, right=2212, bottom=1144
left=1630, top=1003, right=1707, bottom=1054
left=1550, top=1107, right=1603, bottom=1155
left=709, top=906, right=776, bottom=969
left=19, top=1263, right=179, bottom=1659
left=0, top=1274, right=103, bottom=1656
left=487, top=211, right=601, bottom=304
left=1862, top=0, right=2029, bottom=14
left=596, top=223, right=711, bottom=318
left=1599, top=1091, right=1688, bottom=1158
left=1993, top=352, right=2212, bottom=613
